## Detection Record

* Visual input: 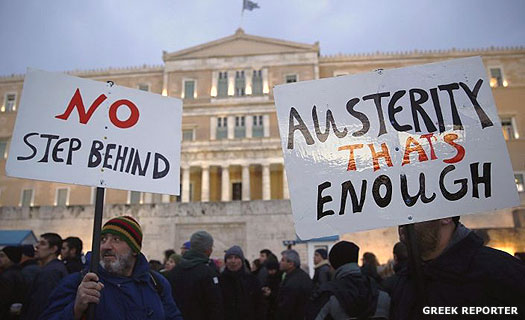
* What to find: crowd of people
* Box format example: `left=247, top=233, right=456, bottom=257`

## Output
left=0, top=215, right=524, bottom=319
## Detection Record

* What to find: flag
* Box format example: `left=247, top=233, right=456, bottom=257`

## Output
left=243, top=0, right=259, bottom=11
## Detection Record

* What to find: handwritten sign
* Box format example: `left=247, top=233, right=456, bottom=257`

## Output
left=6, top=69, right=182, bottom=195
left=274, top=57, right=519, bottom=240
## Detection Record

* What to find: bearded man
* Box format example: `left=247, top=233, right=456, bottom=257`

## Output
left=391, top=217, right=525, bottom=320
left=40, top=216, right=183, bottom=320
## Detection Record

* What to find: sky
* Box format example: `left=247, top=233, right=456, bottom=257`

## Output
left=0, top=0, right=524, bottom=76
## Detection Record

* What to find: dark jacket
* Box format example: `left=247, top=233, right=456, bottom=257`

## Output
left=313, top=261, right=332, bottom=290
left=0, top=264, right=27, bottom=320
left=62, top=257, right=83, bottom=274
left=275, top=267, right=313, bottom=320
left=219, top=268, right=264, bottom=320
left=167, top=249, right=224, bottom=320
left=262, top=270, right=282, bottom=320
left=306, top=262, right=390, bottom=320
left=381, top=260, right=407, bottom=296
left=391, top=225, right=525, bottom=320
left=39, top=253, right=182, bottom=320
left=20, top=259, right=40, bottom=288
left=21, top=258, right=67, bottom=320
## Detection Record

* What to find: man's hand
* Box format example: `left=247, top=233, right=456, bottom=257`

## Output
left=262, top=286, right=271, bottom=297
left=73, top=272, right=104, bottom=320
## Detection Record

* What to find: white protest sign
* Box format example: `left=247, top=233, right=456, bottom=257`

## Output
left=274, top=57, right=519, bottom=240
left=6, top=69, right=182, bottom=195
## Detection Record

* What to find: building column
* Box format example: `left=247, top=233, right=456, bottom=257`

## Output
left=283, top=166, right=289, bottom=199
left=242, top=164, right=251, bottom=201
left=227, top=116, right=235, bottom=139
left=228, top=71, right=235, bottom=96
left=245, top=69, right=252, bottom=95
left=182, top=166, right=190, bottom=203
left=221, top=165, right=230, bottom=202
left=246, top=115, right=253, bottom=138
left=262, top=164, right=271, bottom=200
left=263, top=114, right=270, bottom=137
left=201, top=165, right=210, bottom=202
left=211, top=71, right=218, bottom=97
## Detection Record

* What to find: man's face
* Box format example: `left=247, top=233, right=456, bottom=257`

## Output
left=259, top=252, right=268, bottom=263
left=313, top=252, right=322, bottom=265
left=0, top=251, right=12, bottom=269
left=226, top=255, right=243, bottom=272
left=100, top=233, right=135, bottom=276
left=279, top=255, right=294, bottom=273
left=399, top=220, right=441, bottom=260
left=61, top=243, right=73, bottom=260
left=35, top=237, right=56, bottom=261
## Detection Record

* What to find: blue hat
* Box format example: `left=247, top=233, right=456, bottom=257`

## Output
left=182, top=241, right=191, bottom=250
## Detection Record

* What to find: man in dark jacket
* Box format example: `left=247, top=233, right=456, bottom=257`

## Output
left=0, top=246, right=27, bottom=319
left=392, top=217, right=525, bottom=320
left=275, top=249, right=313, bottom=320
left=21, top=233, right=68, bottom=320
left=306, top=241, right=390, bottom=320
left=19, top=245, right=39, bottom=287
left=60, top=236, right=83, bottom=274
left=381, top=242, right=408, bottom=296
left=167, top=230, right=224, bottom=320
left=40, top=216, right=182, bottom=320
left=312, top=248, right=332, bottom=290
left=219, top=245, right=264, bottom=320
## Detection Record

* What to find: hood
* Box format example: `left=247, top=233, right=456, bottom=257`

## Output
left=314, top=259, right=330, bottom=269
left=179, top=249, right=210, bottom=269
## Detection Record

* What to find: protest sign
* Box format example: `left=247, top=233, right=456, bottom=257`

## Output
left=6, top=69, right=182, bottom=195
left=274, top=56, right=519, bottom=240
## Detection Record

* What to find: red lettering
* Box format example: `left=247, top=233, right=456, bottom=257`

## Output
left=443, top=133, right=465, bottom=163
left=420, top=133, right=438, bottom=160
left=338, top=144, right=363, bottom=171
left=367, top=143, right=393, bottom=172
left=55, top=89, right=107, bottom=124
left=109, top=99, right=140, bottom=129
left=402, top=136, right=429, bottom=166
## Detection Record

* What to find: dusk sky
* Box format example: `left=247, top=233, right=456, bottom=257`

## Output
left=0, top=0, right=524, bottom=76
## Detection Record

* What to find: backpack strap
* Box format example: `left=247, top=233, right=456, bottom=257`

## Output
left=149, top=271, right=164, bottom=297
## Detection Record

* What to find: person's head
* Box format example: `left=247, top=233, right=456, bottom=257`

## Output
left=329, top=241, right=359, bottom=270
left=61, top=237, right=83, bottom=260
left=398, top=216, right=458, bottom=261
left=163, top=249, right=175, bottom=264
left=20, top=244, right=35, bottom=263
left=259, top=249, right=273, bottom=264
left=190, top=231, right=213, bottom=257
left=314, top=248, right=328, bottom=265
left=224, top=245, right=245, bottom=272
left=252, top=258, right=261, bottom=271
left=266, top=260, right=280, bottom=276
left=393, top=242, right=408, bottom=264
left=0, top=246, right=22, bottom=270
left=100, top=216, right=142, bottom=277
left=165, top=253, right=181, bottom=271
left=149, top=260, right=162, bottom=272
left=280, top=249, right=300, bottom=273
left=36, top=233, right=62, bottom=264
left=362, top=252, right=379, bottom=267
left=180, top=241, right=191, bottom=255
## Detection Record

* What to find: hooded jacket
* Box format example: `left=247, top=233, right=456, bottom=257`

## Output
left=275, top=266, right=313, bottom=320
left=219, top=267, right=264, bottom=320
left=390, top=224, right=525, bottom=320
left=167, top=249, right=224, bottom=320
left=39, top=253, right=182, bottom=320
left=313, top=260, right=332, bottom=290
left=306, top=262, right=390, bottom=320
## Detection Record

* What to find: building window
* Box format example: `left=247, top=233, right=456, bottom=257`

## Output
left=21, top=189, right=33, bottom=207
left=285, top=74, right=297, bottom=83
left=516, top=174, right=525, bottom=192
left=235, top=116, right=246, bottom=138
left=0, top=138, right=8, bottom=159
left=252, top=115, right=264, bottom=137
left=129, top=191, right=142, bottom=204
left=216, top=117, right=228, bottom=140
left=489, top=68, right=504, bottom=87
left=3, top=93, right=16, bottom=112
left=500, top=116, right=517, bottom=140
left=252, top=70, right=263, bottom=95
left=182, top=129, right=194, bottom=141
left=184, top=80, right=195, bottom=99
left=55, top=188, right=69, bottom=206
left=218, top=72, right=228, bottom=97
left=232, top=182, right=242, bottom=201
left=138, top=84, right=149, bottom=91
left=235, top=71, right=245, bottom=96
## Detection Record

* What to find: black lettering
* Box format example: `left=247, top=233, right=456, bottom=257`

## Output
left=131, top=151, right=151, bottom=176
left=287, top=107, right=314, bottom=149
left=372, top=175, right=392, bottom=208
left=103, top=144, right=116, bottom=169
left=363, top=92, right=390, bottom=137
left=470, top=162, right=491, bottom=198
left=400, top=173, right=436, bottom=207
left=52, top=138, right=69, bottom=163
left=113, top=145, right=129, bottom=172
left=312, top=106, right=348, bottom=142
left=439, top=165, right=468, bottom=201
left=153, top=153, right=170, bottom=179
left=388, top=90, right=412, bottom=132
left=125, top=148, right=135, bottom=173
left=67, top=138, right=81, bottom=165
left=317, top=181, right=334, bottom=220
left=409, top=88, right=437, bottom=133
left=430, top=88, right=446, bottom=133
left=88, top=140, right=104, bottom=168
left=17, top=132, right=39, bottom=161
left=346, top=98, right=369, bottom=137
left=459, top=80, right=494, bottom=129
left=338, top=180, right=367, bottom=215
left=38, top=134, right=59, bottom=163
left=438, top=83, right=463, bottom=130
